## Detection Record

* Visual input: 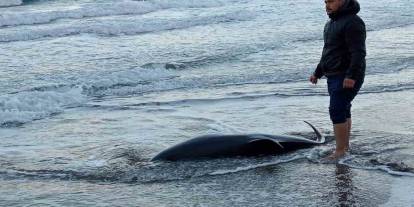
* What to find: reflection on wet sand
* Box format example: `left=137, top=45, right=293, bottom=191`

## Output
left=335, top=164, right=356, bottom=206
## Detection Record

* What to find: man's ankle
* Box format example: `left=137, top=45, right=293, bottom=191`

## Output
left=335, top=148, right=347, bottom=154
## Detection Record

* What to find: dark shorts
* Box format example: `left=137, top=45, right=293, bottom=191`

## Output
left=327, top=75, right=363, bottom=124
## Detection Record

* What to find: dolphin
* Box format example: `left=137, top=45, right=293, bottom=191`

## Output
left=152, top=121, right=325, bottom=161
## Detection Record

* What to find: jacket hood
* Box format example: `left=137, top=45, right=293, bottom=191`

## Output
left=329, top=0, right=360, bottom=19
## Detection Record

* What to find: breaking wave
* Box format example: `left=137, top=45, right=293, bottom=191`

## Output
left=0, top=87, right=85, bottom=127
left=0, top=0, right=22, bottom=7
left=0, top=67, right=176, bottom=126
left=2, top=65, right=414, bottom=127
left=0, top=10, right=253, bottom=42
left=0, top=0, right=225, bottom=27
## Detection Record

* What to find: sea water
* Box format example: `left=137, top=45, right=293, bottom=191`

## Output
left=1, top=0, right=413, bottom=206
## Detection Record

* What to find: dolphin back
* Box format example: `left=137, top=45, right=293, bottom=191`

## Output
left=151, top=134, right=283, bottom=161
left=151, top=122, right=325, bottom=161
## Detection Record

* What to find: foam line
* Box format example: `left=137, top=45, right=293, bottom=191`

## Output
left=0, top=0, right=22, bottom=7
left=0, top=0, right=224, bottom=27
left=0, top=11, right=252, bottom=42
left=338, top=156, right=414, bottom=177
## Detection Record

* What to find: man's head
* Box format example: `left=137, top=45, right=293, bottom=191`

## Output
left=325, top=0, right=345, bottom=15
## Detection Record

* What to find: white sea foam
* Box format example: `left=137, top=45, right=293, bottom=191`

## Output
left=78, top=67, right=178, bottom=95
left=0, top=87, right=86, bottom=126
left=338, top=156, right=414, bottom=177
left=380, top=177, right=414, bottom=207
left=0, top=0, right=224, bottom=27
left=0, top=11, right=252, bottom=42
left=0, top=67, right=176, bottom=126
left=0, top=0, right=22, bottom=7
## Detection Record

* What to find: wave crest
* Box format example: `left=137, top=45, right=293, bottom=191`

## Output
left=0, top=0, right=22, bottom=7
left=0, top=0, right=224, bottom=27
left=0, top=10, right=253, bottom=42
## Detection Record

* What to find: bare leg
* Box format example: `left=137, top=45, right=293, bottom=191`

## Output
left=328, top=122, right=349, bottom=159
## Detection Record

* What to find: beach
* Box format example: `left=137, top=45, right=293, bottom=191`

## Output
left=1, top=0, right=413, bottom=206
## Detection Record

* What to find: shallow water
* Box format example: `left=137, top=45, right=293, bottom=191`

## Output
left=1, top=0, right=414, bottom=206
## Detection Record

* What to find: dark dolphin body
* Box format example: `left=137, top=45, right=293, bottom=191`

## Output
left=152, top=121, right=326, bottom=161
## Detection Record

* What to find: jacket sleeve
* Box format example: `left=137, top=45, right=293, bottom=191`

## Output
left=313, top=21, right=330, bottom=79
left=313, top=62, right=323, bottom=79
left=344, top=16, right=366, bottom=80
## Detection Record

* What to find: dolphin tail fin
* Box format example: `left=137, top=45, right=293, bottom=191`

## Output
left=304, top=121, right=325, bottom=143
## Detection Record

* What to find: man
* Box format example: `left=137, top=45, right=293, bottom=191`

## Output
left=309, top=0, right=366, bottom=160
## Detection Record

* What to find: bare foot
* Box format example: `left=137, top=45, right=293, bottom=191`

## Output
left=326, top=150, right=347, bottom=160
left=321, top=150, right=348, bottom=163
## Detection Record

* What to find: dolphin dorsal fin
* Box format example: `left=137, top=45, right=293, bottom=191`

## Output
left=303, top=121, right=325, bottom=143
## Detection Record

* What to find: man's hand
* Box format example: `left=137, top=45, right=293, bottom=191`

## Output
left=343, top=78, right=355, bottom=88
left=309, top=75, right=318, bottom=84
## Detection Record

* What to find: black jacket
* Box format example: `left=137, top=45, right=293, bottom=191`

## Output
left=314, top=0, right=366, bottom=80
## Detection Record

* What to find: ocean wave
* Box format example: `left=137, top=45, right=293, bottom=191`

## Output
left=0, top=86, right=86, bottom=127
left=0, top=67, right=176, bottom=126
left=0, top=10, right=253, bottom=42
left=141, top=62, right=187, bottom=70
left=2, top=65, right=413, bottom=127
left=84, top=79, right=414, bottom=110
left=0, top=0, right=224, bottom=27
left=0, top=0, right=22, bottom=7
left=140, top=51, right=249, bottom=70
